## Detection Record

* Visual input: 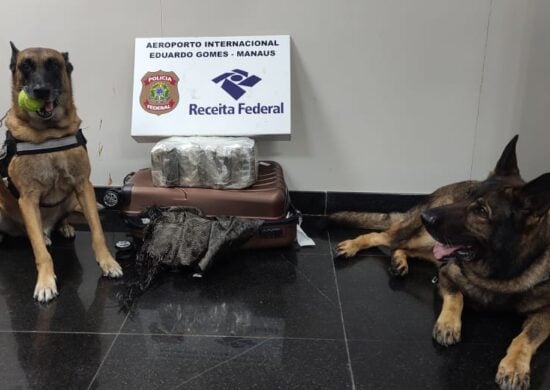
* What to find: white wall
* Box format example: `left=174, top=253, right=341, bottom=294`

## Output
left=0, top=0, right=547, bottom=193
left=515, top=0, right=550, bottom=183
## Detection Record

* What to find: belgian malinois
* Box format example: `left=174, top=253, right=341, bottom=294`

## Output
left=0, top=43, right=122, bottom=302
left=332, top=136, right=549, bottom=389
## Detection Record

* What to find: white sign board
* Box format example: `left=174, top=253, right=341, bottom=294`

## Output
left=131, top=35, right=291, bottom=140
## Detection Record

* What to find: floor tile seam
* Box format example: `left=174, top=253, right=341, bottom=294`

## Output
left=0, top=329, right=120, bottom=335
left=298, top=252, right=389, bottom=259
left=280, top=252, right=339, bottom=308
left=0, top=310, right=132, bottom=337
left=293, top=251, right=335, bottom=257
left=169, top=337, right=272, bottom=390
left=85, top=309, right=131, bottom=390
left=115, top=332, right=345, bottom=342
left=345, top=338, right=512, bottom=345
left=0, top=329, right=346, bottom=342
left=334, top=254, right=390, bottom=260
left=327, top=231, right=357, bottom=390
left=300, top=213, right=326, bottom=217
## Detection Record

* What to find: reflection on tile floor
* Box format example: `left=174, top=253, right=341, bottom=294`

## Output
left=0, top=214, right=547, bottom=389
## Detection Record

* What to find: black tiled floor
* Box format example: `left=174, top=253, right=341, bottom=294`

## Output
left=91, top=336, right=352, bottom=389
left=0, top=332, right=115, bottom=389
left=0, top=215, right=548, bottom=389
left=0, top=231, right=129, bottom=333
left=121, top=252, right=343, bottom=340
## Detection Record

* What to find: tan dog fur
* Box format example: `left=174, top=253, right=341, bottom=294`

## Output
left=1, top=44, right=122, bottom=302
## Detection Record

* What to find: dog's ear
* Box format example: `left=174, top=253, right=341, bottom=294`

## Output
left=519, top=173, right=550, bottom=216
left=9, top=41, right=19, bottom=73
left=62, top=52, right=73, bottom=74
left=493, top=135, right=520, bottom=177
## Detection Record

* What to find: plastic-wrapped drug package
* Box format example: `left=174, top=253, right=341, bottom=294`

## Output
left=150, top=136, right=257, bottom=189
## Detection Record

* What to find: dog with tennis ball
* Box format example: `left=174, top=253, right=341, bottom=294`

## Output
left=0, top=42, right=122, bottom=302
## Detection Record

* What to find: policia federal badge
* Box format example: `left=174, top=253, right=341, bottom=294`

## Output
left=140, top=70, right=180, bottom=115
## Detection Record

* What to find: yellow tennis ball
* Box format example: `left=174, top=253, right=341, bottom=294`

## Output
left=18, top=90, right=43, bottom=112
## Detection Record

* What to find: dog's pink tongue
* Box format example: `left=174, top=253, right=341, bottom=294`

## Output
left=43, top=101, right=54, bottom=113
left=433, top=242, right=462, bottom=260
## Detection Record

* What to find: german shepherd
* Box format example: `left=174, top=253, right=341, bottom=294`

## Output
left=332, top=136, right=549, bottom=389
left=0, top=43, right=122, bottom=303
left=332, top=136, right=520, bottom=273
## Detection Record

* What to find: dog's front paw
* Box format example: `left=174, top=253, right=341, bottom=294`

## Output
left=98, top=255, right=123, bottom=278
left=58, top=223, right=76, bottom=239
left=334, top=240, right=359, bottom=259
left=496, top=355, right=530, bottom=390
left=433, top=316, right=462, bottom=346
left=43, top=233, right=52, bottom=247
left=390, top=256, right=409, bottom=276
left=33, top=274, right=58, bottom=303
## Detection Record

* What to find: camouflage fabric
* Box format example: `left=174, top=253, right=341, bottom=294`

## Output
left=122, top=207, right=262, bottom=308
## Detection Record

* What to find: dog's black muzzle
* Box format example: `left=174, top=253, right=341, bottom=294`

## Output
left=422, top=209, right=481, bottom=263
left=421, top=209, right=445, bottom=241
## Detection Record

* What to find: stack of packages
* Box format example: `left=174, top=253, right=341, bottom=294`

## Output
left=150, top=136, right=257, bottom=189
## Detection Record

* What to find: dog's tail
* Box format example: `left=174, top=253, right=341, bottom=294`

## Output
left=328, top=211, right=402, bottom=230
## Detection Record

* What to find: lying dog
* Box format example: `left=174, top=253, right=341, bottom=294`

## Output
left=332, top=135, right=549, bottom=389
left=422, top=169, right=550, bottom=390
left=332, top=136, right=520, bottom=272
left=0, top=43, right=122, bottom=302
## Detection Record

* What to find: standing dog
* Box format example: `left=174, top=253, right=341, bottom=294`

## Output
left=0, top=43, right=122, bottom=302
left=332, top=136, right=549, bottom=389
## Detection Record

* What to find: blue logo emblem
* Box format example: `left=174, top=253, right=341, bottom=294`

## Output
left=212, top=69, right=261, bottom=100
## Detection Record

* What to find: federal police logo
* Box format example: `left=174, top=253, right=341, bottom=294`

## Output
left=140, top=71, right=180, bottom=115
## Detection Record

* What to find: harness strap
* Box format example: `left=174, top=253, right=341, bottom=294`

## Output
left=14, top=130, right=87, bottom=155
left=0, top=129, right=87, bottom=208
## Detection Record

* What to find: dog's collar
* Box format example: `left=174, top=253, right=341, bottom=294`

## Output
left=0, top=129, right=87, bottom=208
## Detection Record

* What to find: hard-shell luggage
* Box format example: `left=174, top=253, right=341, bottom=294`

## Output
left=107, top=161, right=298, bottom=249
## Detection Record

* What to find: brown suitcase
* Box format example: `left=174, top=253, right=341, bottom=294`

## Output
left=113, top=161, right=298, bottom=249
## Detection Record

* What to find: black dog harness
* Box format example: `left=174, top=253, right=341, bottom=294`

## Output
left=0, top=129, right=87, bottom=208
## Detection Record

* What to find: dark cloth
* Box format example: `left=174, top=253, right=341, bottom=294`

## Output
left=121, top=207, right=262, bottom=308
